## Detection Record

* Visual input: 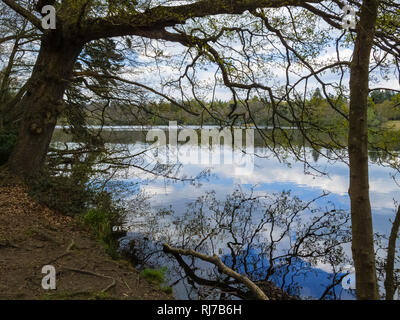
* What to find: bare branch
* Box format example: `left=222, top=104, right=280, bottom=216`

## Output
left=1, top=0, right=44, bottom=31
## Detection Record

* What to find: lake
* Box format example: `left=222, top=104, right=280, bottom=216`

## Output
left=52, top=126, right=400, bottom=300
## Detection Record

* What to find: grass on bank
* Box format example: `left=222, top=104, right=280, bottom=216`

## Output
left=140, top=267, right=173, bottom=295
left=80, top=207, right=122, bottom=259
left=24, top=167, right=127, bottom=260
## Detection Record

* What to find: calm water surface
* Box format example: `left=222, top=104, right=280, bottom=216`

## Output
left=52, top=127, right=400, bottom=299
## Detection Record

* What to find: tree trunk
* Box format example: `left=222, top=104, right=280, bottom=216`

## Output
left=7, top=33, right=83, bottom=176
left=384, top=206, right=400, bottom=300
left=348, top=0, right=380, bottom=300
left=0, top=35, right=21, bottom=130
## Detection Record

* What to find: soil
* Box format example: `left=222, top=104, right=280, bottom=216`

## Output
left=0, top=184, right=171, bottom=300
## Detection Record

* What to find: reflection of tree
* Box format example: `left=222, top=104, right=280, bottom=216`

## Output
left=375, top=205, right=400, bottom=300
left=311, top=149, right=320, bottom=163
left=385, top=206, right=400, bottom=299
left=152, top=187, right=353, bottom=300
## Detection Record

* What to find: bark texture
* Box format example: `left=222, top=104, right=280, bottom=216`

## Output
left=7, top=32, right=83, bottom=176
left=348, top=0, right=380, bottom=300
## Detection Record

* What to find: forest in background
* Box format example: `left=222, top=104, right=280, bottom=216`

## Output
left=65, top=88, right=400, bottom=128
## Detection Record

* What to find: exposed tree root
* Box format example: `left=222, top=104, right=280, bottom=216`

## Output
left=60, top=266, right=116, bottom=293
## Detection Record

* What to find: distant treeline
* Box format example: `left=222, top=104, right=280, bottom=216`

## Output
left=67, top=89, right=400, bottom=128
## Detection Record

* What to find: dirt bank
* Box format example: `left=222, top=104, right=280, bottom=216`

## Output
left=0, top=184, right=170, bottom=300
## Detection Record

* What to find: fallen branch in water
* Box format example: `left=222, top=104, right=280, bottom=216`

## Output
left=163, top=243, right=269, bottom=300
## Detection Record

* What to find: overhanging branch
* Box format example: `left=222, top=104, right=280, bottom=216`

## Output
left=1, top=0, right=44, bottom=31
left=82, top=0, right=324, bottom=41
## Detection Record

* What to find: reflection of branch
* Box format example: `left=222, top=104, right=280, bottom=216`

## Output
left=163, top=243, right=269, bottom=300
left=384, top=206, right=400, bottom=300
left=318, top=273, right=349, bottom=300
